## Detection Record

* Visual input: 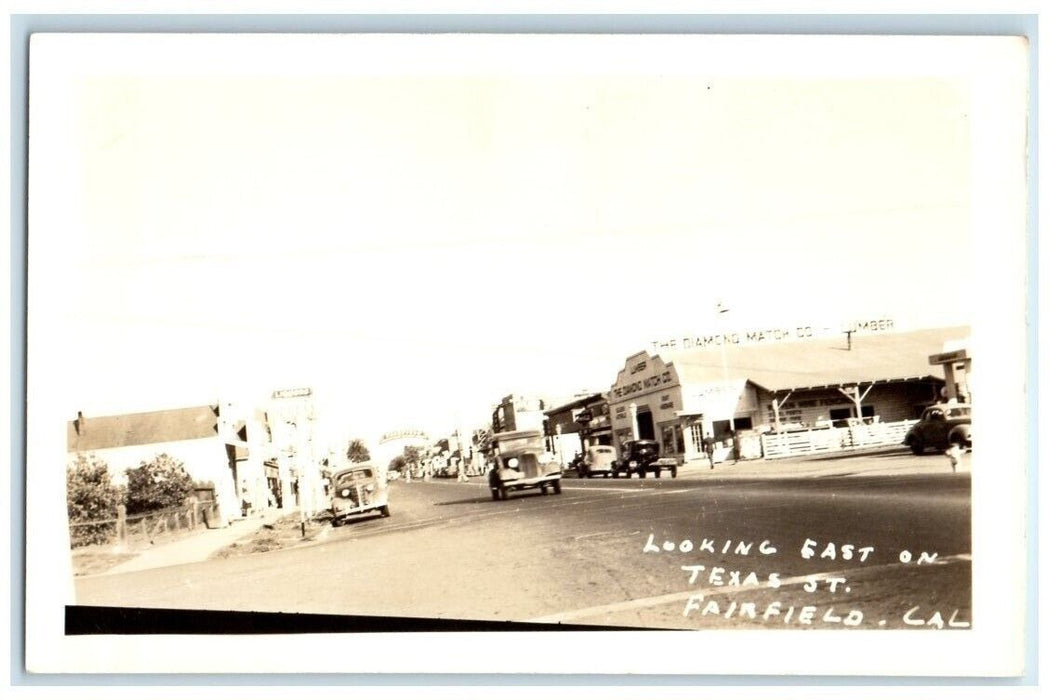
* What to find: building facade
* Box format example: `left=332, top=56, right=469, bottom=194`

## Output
left=67, top=388, right=329, bottom=524
left=491, top=394, right=546, bottom=434
left=543, top=393, right=612, bottom=465
left=607, top=326, right=968, bottom=463
left=67, top=404, right=242, bottom=524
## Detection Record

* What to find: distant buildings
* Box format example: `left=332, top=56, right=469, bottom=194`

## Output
left=491, top=394, right=546, bottom=433
left=543, top=393, right=612, bottom=465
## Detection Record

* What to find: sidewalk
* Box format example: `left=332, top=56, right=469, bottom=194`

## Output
left=564, top=445, right=970, bottom=481
left=671, top=446, right=970, bottom=479
left=100, top=509, right=284, bottom=576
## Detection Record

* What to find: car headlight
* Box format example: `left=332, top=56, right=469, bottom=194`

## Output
left=507, top=457, right=519, bottom=468
left=629, top=461, right=637, bottom=467
left=340, top=488, right=351, bottom=498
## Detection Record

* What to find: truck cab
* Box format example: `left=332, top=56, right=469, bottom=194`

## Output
left=488, top=430, right=563, bottom=500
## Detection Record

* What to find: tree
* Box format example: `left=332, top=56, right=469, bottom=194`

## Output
left=66, top=453, right=121, bottom=547
left=124, top=453, right=194, bottom=516
left=403, top=445, right=422, bottom=468
left=346, top=438, right=371, bottom=463
left=389, top=455, right=407, bottom=472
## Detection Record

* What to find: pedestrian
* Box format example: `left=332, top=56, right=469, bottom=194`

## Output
left=240, top=479, right=254, bottom=517
left=945, top=443, right=962, bottom=473
left=703, top=435, right=716, bottom=470
left=731, top=430, right=742, bottom=465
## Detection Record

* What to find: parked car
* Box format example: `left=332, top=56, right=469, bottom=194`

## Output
left=611, top=439, right=678, bottom=478
left=330, top=463, right=390, bottom=525
left=579, top=444, right=618, bottom=478
left=488, top=430, right=562, bottom=500
left=904, top=403, right=972, bottom=455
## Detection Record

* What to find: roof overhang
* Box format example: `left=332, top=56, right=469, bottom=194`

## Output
left=762, top=375, right=944, bottom=393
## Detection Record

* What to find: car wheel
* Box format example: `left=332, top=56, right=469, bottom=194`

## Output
left=490, top=488, right=500, bottom=501
left=499, top=486, right=509, bottom=501
left=553, top=480, right=562, bottom=495
left=909, top=438, right=925, bottom=456
left=612, top=470, right=619, bottom=479
left=540, top=484, right=548, bottom=495
left=655, top=468, right=662, bottom=478
left=637, top=470, right=646, bottom=479
left=671, top=467, right=678, bottom=478
left=379, top=505, right=390, bottom=518
left=331, top=517, right=342, bottom=528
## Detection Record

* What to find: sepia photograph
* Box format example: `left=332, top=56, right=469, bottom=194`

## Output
left=23, top=31, right=1030, bottom=677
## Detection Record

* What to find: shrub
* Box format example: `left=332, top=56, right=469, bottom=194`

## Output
left=124, top=453, right=194, bottom=516
left=66, top=453, right=121, bottom=547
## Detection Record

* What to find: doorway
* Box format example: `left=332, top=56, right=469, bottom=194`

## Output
left=636, top=409, right=655, bottom=441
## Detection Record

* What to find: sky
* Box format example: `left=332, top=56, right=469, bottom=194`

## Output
left=32, top=35, right=980, bottom=451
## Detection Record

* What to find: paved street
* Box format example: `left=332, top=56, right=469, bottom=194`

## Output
left=75, top=449, right=971, bottom=631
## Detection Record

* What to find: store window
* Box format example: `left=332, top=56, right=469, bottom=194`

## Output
left=661, top=425, right=676, bottom=455
left=713, top=417, right=753, bottom=442
left=830, top=406, right=875, bottom=427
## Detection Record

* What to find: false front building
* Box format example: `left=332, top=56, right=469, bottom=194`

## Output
left=607, top=326, right=969, bottom=463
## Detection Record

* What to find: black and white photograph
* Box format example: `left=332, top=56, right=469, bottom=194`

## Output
left=23, top=31, right=1030, bottom=677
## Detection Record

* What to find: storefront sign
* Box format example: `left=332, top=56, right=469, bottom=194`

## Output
left=659, top=394, right=674, bottom=410
left=929, top=349, right=969, bottom=364
left=613, top=370, right=675, bottom=399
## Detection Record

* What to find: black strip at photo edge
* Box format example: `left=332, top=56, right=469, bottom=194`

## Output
left=65, top=605, right=651, bottom=635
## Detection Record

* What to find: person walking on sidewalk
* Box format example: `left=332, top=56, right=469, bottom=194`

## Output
left=703, top=436, right=716, bottom=470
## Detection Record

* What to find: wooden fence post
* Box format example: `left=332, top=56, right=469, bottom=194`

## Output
left=116, top=505, right=128, bottom=546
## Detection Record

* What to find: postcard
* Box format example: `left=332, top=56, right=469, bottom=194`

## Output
left=24, top=32, right=1029, bottom=676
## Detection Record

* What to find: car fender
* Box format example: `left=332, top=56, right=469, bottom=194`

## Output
left=949, top=424, right=972, bottom=444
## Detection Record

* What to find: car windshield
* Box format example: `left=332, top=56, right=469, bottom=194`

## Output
left=335, top=469, right=373, bottom=486
left=946, top=407, right=971, bottom=419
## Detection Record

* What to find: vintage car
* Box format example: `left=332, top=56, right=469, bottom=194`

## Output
left=329, top=463, right=390, bottom=525
left=903, top=403, right=972, bottom=455
left=488, top=429, right=562, bottom=500
left=578, top=444, right=618, bottom=478
left=611, top=439, right=678, bottom=478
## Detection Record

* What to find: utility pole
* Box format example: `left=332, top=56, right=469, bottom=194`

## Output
left=717, top=301, right=736, bottom=433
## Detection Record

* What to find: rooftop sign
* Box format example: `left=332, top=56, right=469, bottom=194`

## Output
left=272, top=387, right=313, bottom=399
left=650, top=318, right=896, bottom=354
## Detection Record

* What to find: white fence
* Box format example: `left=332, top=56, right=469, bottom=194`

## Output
left=760, top=420, right=918, bottom=460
